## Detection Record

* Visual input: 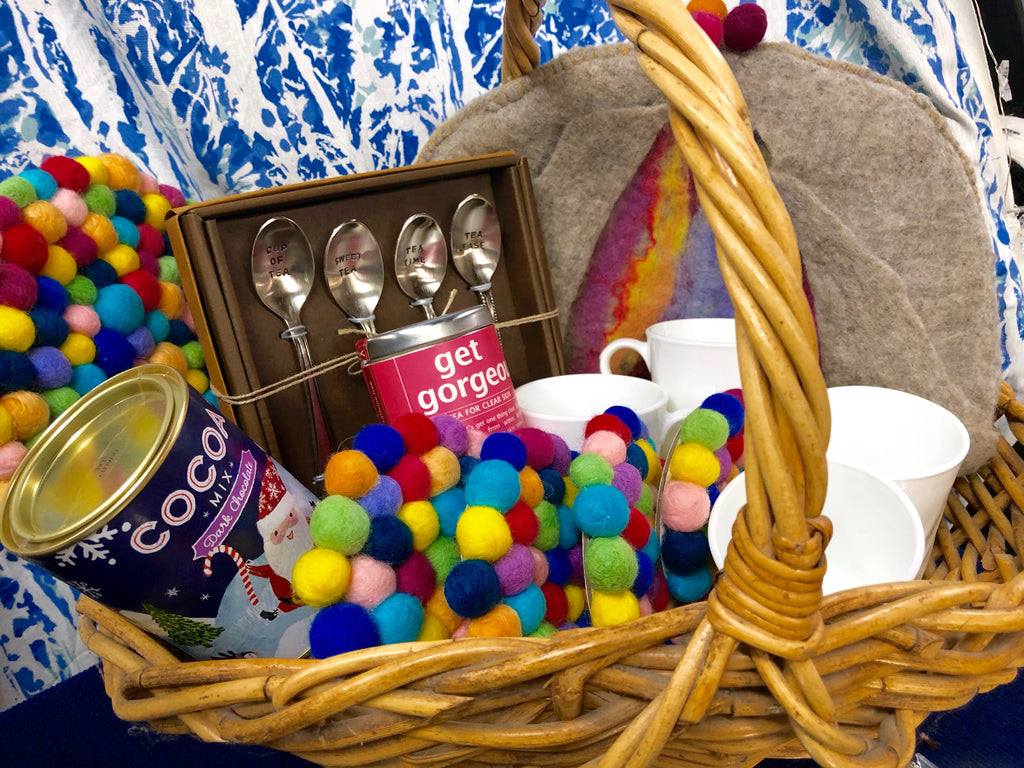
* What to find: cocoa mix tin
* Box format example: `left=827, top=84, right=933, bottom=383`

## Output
left=357, top=304, right=524, bottom=433
left=0, top=364, right=319, bottom=660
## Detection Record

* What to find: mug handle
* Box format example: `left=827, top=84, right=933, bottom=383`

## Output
left=599, top=337, right=649, bottom=374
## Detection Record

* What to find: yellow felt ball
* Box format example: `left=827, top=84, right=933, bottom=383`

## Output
left=147, top=341, right=188, bottom=375
left=564, top=584, right=585, bottom=623
left=101, top=243, right=141, bottom=277
left=157, top=281, right=184, bottom=319
left=291, top=548, right=351, bottom=608
left=562, top=476, right=579, bottom=507
left=417, top=612, right=450, bottom=641
left=324, top=449, right=378, bottom=498
left=637, top=439, right=661, bottom=484
left=0, top=406, right=14, bottom=447
left=466, top=603, right=522, bottom=638
left=75, top=156, right=109, bottom=186
left=42, top=245, right=78, bottom=285
left=456, top=505, right=512, bottom=562
left=100, top=153, right=141, bottom=192
left=425, top=589, right=462, bottom=633
left=668, top=443, right=720, bottom=488
left=60, top=333, right=96, bottom=366
left=1, top=391, right=50, bottom=441
left=421, top=445, right=460, bottom=496
left=81, top=211, right=119, bottom=254
left=518, top=466, right=544, bottom=508
left=142, top=192, right=172, bottom=231
left=184, top=368, right=209, bottom=393
left=0, top=307, right=36, bottom=352
left=687, top=0, right=727, bottom=19
left=590, top=590, right=641, bottom=627
left=22, top=200, right=67, bottom=244
left=398, top=500, right=440, bottom=552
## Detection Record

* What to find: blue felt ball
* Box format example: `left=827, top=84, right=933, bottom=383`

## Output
left=143, top=310, right=170, bottom=343
left=308, top=602, right=380, bottom=659
left=28, top=307, right=69, bottom=347
left=503, top=582, right=546, bottom=635
left=363, top=514, right=414, bottom=566
left=662, top=529, right=711, bottom=575
left=35, top=276, right=68, bottom=314
left=203, top=388, right=218, bottom=407
left=604, top=405, right=642, bottom=440
left=444, top=559, right=501, bottom=618
left=81, top=259, right=119, bottom=290
left=166, top=318, right=192, bottom=346
left=114, top=189, right=146, bottom=224
left=665, top=566, right=714, bottom=603
left=571, top=484, right=630, bottom=537
left=28, top=346, right=72, bottom=390
left=464, top=459, right=521, bottom=511
left=707, top=484, right=720, bottom=509
left=352, top=423, right=405, bottom=472
left=480, top=432, right=527, bottom=471
left=432, top=486, right=466, bottom=536
left=538, top=467, right=566, bottom=505
left=632, top=551, right=655, bottom=598
left=94, top=284, right=145, bottom=336
left=126, top=326, right=155, bottom=358
left=20, top=168, right=57, bottom=200
left=624, top=442, right=649, bottom=479
left=575, top=609, right=592, bottom=629
left=109, top=216, right=140, bottom=250
left=357, top=474, right=403, bottom=518
left=93, top=328, right=136, bottom=377
left=70, top=363, right=108, bottom=396
left=0, top=351, right=36, bottom=393
left=557, top=504, right=580, bottom=549
left=370, top=591, right=424, bottom=645
left=544, top=546, right=572, bottom=586
left=457, top=455, right=479, bottom=487
left=701, top=392, right=744, bottom=437
left=641, top=527, right=660, bottom=563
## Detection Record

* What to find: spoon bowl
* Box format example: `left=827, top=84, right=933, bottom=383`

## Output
left=451, top=194, right=502, bottom=327
left=324, top=219, right=384, bottom=335
left=395, top=213, right=447, bottom=319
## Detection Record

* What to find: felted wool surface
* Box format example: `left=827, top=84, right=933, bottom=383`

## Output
left=417, top=42, right=1001, bottom=472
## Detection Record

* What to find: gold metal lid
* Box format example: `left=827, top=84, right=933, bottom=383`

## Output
left=0, top=365, right=187, bottom=557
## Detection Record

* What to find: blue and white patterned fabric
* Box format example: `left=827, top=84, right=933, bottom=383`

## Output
left=1, top=0, right=1019, bottom=709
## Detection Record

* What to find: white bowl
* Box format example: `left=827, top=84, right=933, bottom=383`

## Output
left=707, top=461, right=925, bottom=595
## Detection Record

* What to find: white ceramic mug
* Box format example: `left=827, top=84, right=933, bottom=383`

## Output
left=598, top=318, right=741, bottom=415
left=825, top=386, right=970, bottom=555
left=514, top=374, right=675, bottom=451
left=708, top=461, right=925, bottom=595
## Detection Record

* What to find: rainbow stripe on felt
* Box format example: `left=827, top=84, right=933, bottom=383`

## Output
left=567, top=124, right=734, bottom=373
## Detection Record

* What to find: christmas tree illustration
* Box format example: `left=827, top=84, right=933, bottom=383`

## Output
left=142, top=603, right=225, bottom=646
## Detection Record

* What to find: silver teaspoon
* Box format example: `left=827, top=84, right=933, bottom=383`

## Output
left=395, top=213, right=447, bottom=319
left=450, top=194, right=502, bottom=327
left=252, top=216, right=335, bottom=495
left=324, top=219, right=384, bottom=335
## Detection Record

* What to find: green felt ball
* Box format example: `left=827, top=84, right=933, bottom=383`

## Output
left=679, top=408, right=730, bottom=451
left=569, top=452, right=614, bottom=489
left=532, top=500, right=560, bottom=551
left=158, top=255, right=180, bottom=284
left=41, top=386, right=80, bottom=418
left=584, top=536, right=638, bottom=592
left=82, top=184, right=116, bottom=218
left=310, top=495, right=372, bottom=555
left=180, top=339, right=205, bottom=369
left=424, top=535, right=460, bottom=584
left=528, top=621, right=558, bottom=638
left=636, top=482, right=654, bottom=515
left=0, top=177, right=37, bottom=208
left=65, top=275, right=98, bottom=306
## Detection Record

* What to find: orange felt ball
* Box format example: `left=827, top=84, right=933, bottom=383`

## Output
left=157, top=281, right=184, bottom=319
left=21, top=200, right=67, bottom=244
left=147, top=341, right=188, bottom=375
left=687, top=0, right=727, bottom=19
left=325, top=449, right=379, bottom=498
left=1, top=391, right=50, bottom=441
left=81, top=212, right=119, bottom=254
left=425, top=588, right=462, bottom=633
left=466, top=603, right=522, bottom=638
left=421, top=445, right=460, bottom=496
left=518, top=466, right=544, bottom=508
left=100, top=154, right=141, bottom=192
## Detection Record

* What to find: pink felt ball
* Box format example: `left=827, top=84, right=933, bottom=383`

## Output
left=158, top=184, right=186, bottom=208
left=0, top=440, right=27, bottom=480
left=466, top=428, right=487, bottom=459
left=50, top=188, right=88, bottom=228
left=660, top=479, right=712, bottom=532
left=723, top=3, right=767, bottom=51
left=581, top=430, right=627, bottom=466
left=63, top=305, right=102, bottom=337
left=493, top=543, right=536, bottom=597
left=0, top=263, right=39, bottom=310
left=138, top=173, right=160, bottom=195
left=530, top=546, right=549, bottom=587
left=451, top=619, right=470, bottom=639
left=691, top=9, right=724, bottom=46
left=345, top=554, right=397, bottom=609
left=639, top=595, right=653, bottom=616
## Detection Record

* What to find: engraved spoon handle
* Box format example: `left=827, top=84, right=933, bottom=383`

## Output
left=282, top=324, right=334, bottom=495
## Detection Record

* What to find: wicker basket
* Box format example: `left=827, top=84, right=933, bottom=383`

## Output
left=77, top=2, right=1024, bottom=766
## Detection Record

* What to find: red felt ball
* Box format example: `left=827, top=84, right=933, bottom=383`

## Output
left=726, top=432, right=744, bottom=463
left=136, top=223, right=165, bottom=259
left=648, top=569, right=671, bottom=612
left=119, top=269, right=161, bottom=312
left=395, top=550, right=437, bottom=604
left=691, top=9, right=724, bottom=46
left=504, top=499, right=540, bottom=546
left=512, top=426, right=555, bottom=470
left=1, top=223, right=48, bottom=273
left=59, top=225, right=99, bottom=267
left=540, top=582, right=568, bottom=626
left=621, top=507, right=652, bottom=550
left=393, top=412, right=439, bottom=455
left=40, top=156, right=91, bottom=193
left=723, top=3, right=767, bottom=51
left=583, top=413, right=631, bottom=444
left=387, top=453, right=432, bottom=501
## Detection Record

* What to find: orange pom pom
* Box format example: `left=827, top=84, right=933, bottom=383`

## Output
left=147, top=341, right=188, bottom=375
left=157, top=281, right=184, bottom=319
left=1, top=391, right=50, bottom=441
left=324, top=449, right=379, bottom=498
left=81, top=212, right=119, bottom=254
left=21, top=200, right=67, bottom=243
left=687, top=0, right=727, bottom=18
left=466, top=603, right=522, bottom=638
left=99, top=154, right=141, bottom=192
left=425, top=589, right=462, bottom=633
left=518, top=465, right=544, bottom=508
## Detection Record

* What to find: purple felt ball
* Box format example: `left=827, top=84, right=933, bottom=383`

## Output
left=28, top=346, right=72, bottom=390
left=549, top=433, right=572, bottom=476
left=358, top=474, right=403, bottom=518
left=493, top=543, right=535, bottom=597
left=126, top=326, right=156, bottom=358
left=611, top=461, right=643, bottom=506
left=567, top=544, right=584, bottom=583
left=0, top=262, right=39, bottom=310
left=723, top=3, right=767, bottom=51
left=431, top=413, right=469, bottom=456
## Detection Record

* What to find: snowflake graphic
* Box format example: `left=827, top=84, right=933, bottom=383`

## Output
left=54, top=524, right=121, bottom=568
left=65, top=580, right=104, bottom=600
left=166, top=587, right=179, bottom=597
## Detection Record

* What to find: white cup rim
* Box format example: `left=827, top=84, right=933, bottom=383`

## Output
left=515, top=373, right=668, bottom=423
left=645, top=317, right=737, bottom=346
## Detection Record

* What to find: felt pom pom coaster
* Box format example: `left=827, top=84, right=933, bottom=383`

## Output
left=0, top=154, right=209, bottom=485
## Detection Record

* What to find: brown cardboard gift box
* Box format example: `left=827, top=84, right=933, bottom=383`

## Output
left=166, top=152, right=565, bottom=489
